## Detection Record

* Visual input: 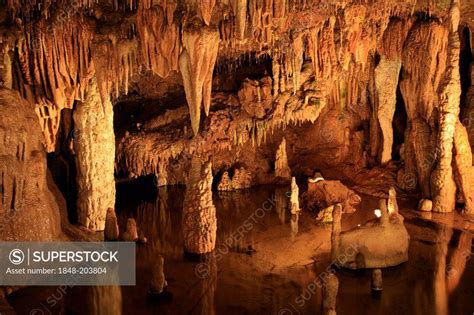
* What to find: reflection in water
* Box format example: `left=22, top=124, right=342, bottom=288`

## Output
left=291, top=214, right=299, bottom=241
left=275, top=187, right=288, bottom=224
left=6, top=185, right=474, bottom=315
left=67, top=286, right=122, bottom=315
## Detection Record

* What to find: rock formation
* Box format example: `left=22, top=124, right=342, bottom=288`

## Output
left=183, top=156, right=217, bottom=254
left=179, top=23, right=220, bottom=135
left=275, top=138, right=291, bottom=181
left=0, top=88, right=61, bottom=240
left=374, top=57, right=401, bottom=164
left=104, top=208, right=119, bottom=241
left=122, top=218, right=139, bottom=242
left=74, top=77, right=116, bottom=231
left=302, top=177, right=361, bottom=214
left=431, top=0, right=462, bottom=213
left=387, top=187, right=399, bottom=214
left=332, top=198, right=410, bottom=269
left=217, top=167, right=253, bottom=191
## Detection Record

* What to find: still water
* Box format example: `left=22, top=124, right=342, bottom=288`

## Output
left=8, top=183, right=474, bottom=315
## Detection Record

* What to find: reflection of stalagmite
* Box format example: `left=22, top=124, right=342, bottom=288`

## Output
left=275, top=138, right=291, bottom=180
left=322, top=273, right=339, bottom=315
left=291, top=214, right=299, bottom=241
left=150, top=255, right=168, bottom=295
left=196, top=255, right=217, bottom=315
left=179, top=24, right=220, bottom=135
left=447, top=232, right=472, bottom=293
left=80, top=286, right=122, bottom=315
left=183, top=156, right=217, bottom=254
left=374, top=56, right=401, bottom=164
left=290, top=177, right=300, bottom=215
left=431, top=0, right=461, bottom=213
left=275, top=188, right=287, bottom=224
left=432, top=226, right=452, bottom=315
left=331, top=204, right=342, bottom=262
left=73, top=77, right=116, bottom=231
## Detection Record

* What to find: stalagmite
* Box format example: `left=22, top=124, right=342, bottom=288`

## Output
left=104, top=208, right=119, bottom=241
left=275, top=138, right=291, bottom=180
left=179, top=24, right=220, bottom=135
left=322, top=273, right=339, bottom=315
left=290, top=177, right=300, bottom=215
left=387, top=187, right=399, bottom=214
left=431, top=0, right=461, bottom=213
left=418, top=199, right=433, bottom=212
left=182, top=156, right=217, bottom=254
left=123, top=218, right=139, bottom=242
left=374, top=56, right=401, bottom=164
left=73, top=77, right=116, bottom=231
left=453, top=120, right=474, bottom=213
left=217, top=171, right=233, bottom=191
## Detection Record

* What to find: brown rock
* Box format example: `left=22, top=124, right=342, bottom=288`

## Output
left=104, top=208, right=119, bottom=241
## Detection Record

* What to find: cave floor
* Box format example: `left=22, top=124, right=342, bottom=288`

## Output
left=7, top=184, right=474, bottom=315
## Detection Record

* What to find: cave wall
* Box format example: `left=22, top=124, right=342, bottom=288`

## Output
left=0, top=88, right=62, bottom=240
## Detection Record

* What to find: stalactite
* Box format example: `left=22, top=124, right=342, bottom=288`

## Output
left=231, top=0, right=247, bottom=40
left=182, top=156, right=217, bottom=254
left=179, top=23, right=220, bottom=135
left=431, top=0, right=461, bottom=213
left=136, top=1, right=180, bottom=78
left=291, top=31, right=304, bottom=93
left=199, top=0, right=216, bottom=26
left=375, top=56, right=401, bottom=164
left=73, top=77, right=116, bottom=231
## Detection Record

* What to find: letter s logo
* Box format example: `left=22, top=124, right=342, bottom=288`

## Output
left=9, top=249, right=25, bottom=265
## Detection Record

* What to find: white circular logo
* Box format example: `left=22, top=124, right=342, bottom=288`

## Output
left=9, top=249, right=25, bottom=265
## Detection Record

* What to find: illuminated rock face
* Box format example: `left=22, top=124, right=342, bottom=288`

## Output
left=183, top=157, right=217, bottom=254
left=73, top=77, right=116, bottom=231
left=0, top=88, right=61, bottom=240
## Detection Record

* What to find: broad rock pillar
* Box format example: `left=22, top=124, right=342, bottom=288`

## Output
left=431, top=0, right=461, bottom=213
left=73, top=77, right=116, bottom=231
left=183, top=156, right=217, bottom=254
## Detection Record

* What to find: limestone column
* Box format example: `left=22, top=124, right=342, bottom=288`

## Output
left=431, top=0, right=461, bottom=213
left=73, top=77, right=116, bottom=231
left=182, top=156, right=217, bottom=254
left=374, top=56, right=401, bottom=164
